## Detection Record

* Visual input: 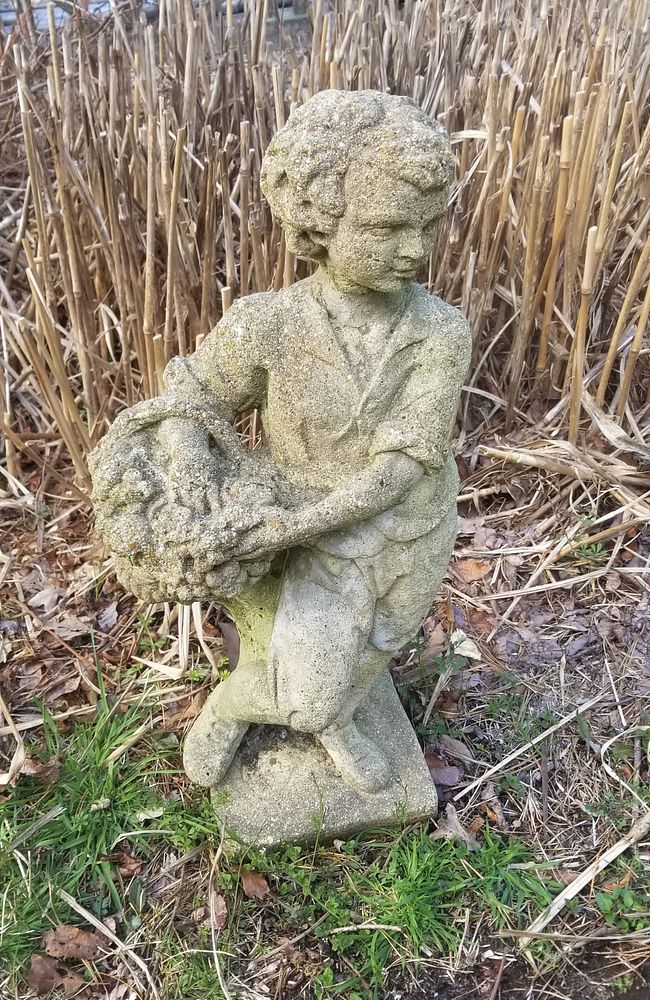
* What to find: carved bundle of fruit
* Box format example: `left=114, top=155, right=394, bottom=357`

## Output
left=89, top=396, right=284, bottom=603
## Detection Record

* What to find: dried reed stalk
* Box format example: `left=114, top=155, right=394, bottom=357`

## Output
left=0, top=0, right=648, bottom=487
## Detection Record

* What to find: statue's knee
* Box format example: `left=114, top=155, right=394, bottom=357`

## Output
left=288, top=696, right=343, bottom=733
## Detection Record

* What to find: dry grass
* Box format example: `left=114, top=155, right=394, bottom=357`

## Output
left=0, top=0, right=649, bottom=488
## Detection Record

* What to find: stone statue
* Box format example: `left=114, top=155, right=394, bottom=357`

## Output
left=90, top=90, right=471, bottom=846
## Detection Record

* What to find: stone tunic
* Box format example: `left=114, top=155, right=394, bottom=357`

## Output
left=164, top=272, right=470, bottom=661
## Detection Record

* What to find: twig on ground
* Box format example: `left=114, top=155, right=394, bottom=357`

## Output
left=453, top=692, right=606, bottom=803
left=518, top=809, right=650, bottom=950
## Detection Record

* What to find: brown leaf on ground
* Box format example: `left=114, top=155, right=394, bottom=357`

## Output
left=210, top=890, right=228, bottom=929
left=467, top=815, right=485, bottom=835
left=20, top=756, right=61, bottom=783
left=25, top=954, right=86, bottom=995
left=431, top=804, right=479, bottom=850
left=425, top=751, right=463, bottom=786
left=40, top=672, right=81, bottom=706
left=439, top=735, right=474, bottom=762
left=240, top=869, right=270, bottom=900
left=43, top=925, right=104, bottom=961
left=102, top=850, right=144, bottom=877
left=47, top=614, right=92, bottom=641
left=602, top=868, right=633, bottom=891
left=452, top=558, right=492, bottom=583
left=478, top=782, right=508, bottom=829
left=457, top=605, right=496, bottom=638
left=160, top=692, right=206, bottom=732
left=553, top=869, right=580, bottom=885
left=422, top=623, right=447, bottom=660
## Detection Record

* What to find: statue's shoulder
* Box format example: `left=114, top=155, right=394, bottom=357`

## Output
left=220, top=289, right=281, bottom=330
left=221, top=282, right=314, bottom=333
left=412, top=286, right=472, bottom=357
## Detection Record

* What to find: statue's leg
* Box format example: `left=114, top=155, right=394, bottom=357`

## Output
left=319, top=510, right=458, bottom=788
left=268, top=547, right=393, bottom=793
left=183, top=574, right=283, bottom=787
left=183, top=658, right=285, bottom=787
left=369, top=509, right=457, bottom=657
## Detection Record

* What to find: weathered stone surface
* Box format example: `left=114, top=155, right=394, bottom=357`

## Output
left=90, top=89, right=471, bottom=843
left=212, top=671, right=437, bottom=848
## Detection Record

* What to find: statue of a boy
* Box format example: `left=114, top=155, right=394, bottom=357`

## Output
left=91, top=90, right=470, bottom=830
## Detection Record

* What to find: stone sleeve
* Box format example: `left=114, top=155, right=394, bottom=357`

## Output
left=369, top=307, right=471, bottom=471
left=163, top=292, right=275, bottom=417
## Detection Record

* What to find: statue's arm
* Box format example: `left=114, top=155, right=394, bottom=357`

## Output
left=293, top=451, right=424, bottom=535
left=368, top=302, right=472, bottom=471
left=236, top=303, right=471, bottom=554
left=159, top=294, right=273, bottom=457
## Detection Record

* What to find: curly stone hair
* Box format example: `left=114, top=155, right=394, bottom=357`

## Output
left=260, top=89, right=454, bottom=260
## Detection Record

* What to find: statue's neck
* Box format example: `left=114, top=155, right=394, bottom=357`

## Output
left=314, top=267, right=406, bottom=325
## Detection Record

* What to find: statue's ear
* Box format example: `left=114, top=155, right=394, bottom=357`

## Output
left=305, top=229, right=328, bottom=250
left=284, top=226, right=329, bottom=260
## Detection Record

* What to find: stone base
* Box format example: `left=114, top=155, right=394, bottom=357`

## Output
left=211, top=671, right=437, bottom=848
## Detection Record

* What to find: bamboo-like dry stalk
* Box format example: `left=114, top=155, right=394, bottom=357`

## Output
left=0, top=0, right=648, bottom=488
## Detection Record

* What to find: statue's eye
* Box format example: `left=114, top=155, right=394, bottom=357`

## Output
left=369, top=224, right=396, bottom=236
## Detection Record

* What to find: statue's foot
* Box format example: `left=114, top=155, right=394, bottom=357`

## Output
left=318, top=721, right=393, bottom=793
left=183, top=709, right=248, bottom=787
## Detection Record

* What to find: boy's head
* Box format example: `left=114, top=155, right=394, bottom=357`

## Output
left=261, top=90, right=453, bottom=293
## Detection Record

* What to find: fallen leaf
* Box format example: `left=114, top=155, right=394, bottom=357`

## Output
left=478, top=783, right=507, bottom=829
left=102, top=851, right=143, bottom=877
left=431, top=804, right=479, bottom=850
left=41, top=673, right=81, bottom=705
left=43, top=925, right=104, bottom=961
left=27, top=586, right=64, bottom=613
left=425, top=752, right=462, bottom=787
left=240, top=869, right=270, bottom=900
left=422, top=623, right=447, bottom=659
left=210, top=890, right=228, bottom=929
left=439, top=735, right=473, bottom=761
left=602, top=868, right=633, bottom=891
left=97, top=601, right=118, bottom=631
left=159, top=692, right=206, bottom=732
left=26, top=954, right=86, bottom=996
left=20, top=756, right=61, bottom=783
left=456, top=605, right=495, bottom=638
left=453, top=558, right=491, bottom=583
left=553, top=868, right=579, bottom=886
left=467, top=815, right=485, bottom=835
left=48, top=615, right=91, bottom=640
left=450, top=629, right=482, bottom=660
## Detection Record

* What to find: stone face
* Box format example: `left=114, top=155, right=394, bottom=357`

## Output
left=212, top=672, right=438, bottom=849
left=90, top=89, right=471, bottom=845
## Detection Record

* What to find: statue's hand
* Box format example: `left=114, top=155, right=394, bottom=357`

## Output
left=166, top=449, right=222, bottom=514
left=233, top=506, right=300, bottom=558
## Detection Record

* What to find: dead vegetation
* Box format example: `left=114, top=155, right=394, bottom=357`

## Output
left=0, top=0, right=649, bottom=997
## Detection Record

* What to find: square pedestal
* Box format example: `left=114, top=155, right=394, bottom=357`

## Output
left=211, top=671, right=437, bottom=848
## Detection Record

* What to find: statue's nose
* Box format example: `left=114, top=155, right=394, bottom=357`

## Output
left=398, top=230, right=425, bottom=260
